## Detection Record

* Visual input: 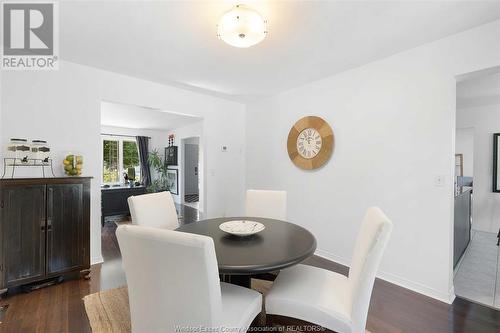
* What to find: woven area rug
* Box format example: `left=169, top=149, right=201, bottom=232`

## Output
left=83, top=280, right=370, bottom=333
left=84, top=280, right=276, bottom=333
left=83, top=285, right=131, bottom=333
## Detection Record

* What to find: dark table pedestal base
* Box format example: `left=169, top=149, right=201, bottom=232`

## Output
left=221, top=274, right=251, bottom=288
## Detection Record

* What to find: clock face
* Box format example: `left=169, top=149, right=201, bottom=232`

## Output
left=296, top=128, right=322, bottom=159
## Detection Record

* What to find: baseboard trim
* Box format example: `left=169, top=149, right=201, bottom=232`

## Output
left=315, top=249, right=454, bottom=304
left=448, top=286, right=456, bottom=304
left=91, top=255, right=104, bottom=265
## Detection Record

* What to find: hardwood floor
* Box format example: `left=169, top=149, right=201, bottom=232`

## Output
left=0, top=204, right=499, bottom=332
left=304, top=256, right=500, bottom=333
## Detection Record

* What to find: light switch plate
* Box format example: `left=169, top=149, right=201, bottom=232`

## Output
left=434, top=175, right=445, bottom=187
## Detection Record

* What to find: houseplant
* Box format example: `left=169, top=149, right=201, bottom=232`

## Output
left=147, top=149, right=168, bottom=192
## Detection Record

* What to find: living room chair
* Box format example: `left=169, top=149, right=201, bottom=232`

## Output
left=245, top=189, right=287, bottom=220
left=116, top=225, right=262, bottom=332
left=127, top=191, right=179, bottom=229
left=265, top=207, right=393, bottom=333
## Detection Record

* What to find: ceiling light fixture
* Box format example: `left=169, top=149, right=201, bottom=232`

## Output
left=217, top=4, right=267, bottom=48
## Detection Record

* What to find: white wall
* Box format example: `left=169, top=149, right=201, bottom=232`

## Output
left=455, top=127, right=474, bottom=177
left=246, top=20, right=500, bottom=303
left=1, top=62, right=246, bottom=265
left=457, top=104, right=500, bottom=233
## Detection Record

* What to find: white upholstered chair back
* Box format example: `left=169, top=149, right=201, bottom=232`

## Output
left=347, top=207, right=393, bottom=333
left=245, top=190, right=287, bottom=220
left=127, top=191, right=179, bottom=229
left=116, top=225, right=223, bottom=332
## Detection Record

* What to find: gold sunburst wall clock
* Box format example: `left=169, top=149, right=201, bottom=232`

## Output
left=287, top=116, right=334, bottom=170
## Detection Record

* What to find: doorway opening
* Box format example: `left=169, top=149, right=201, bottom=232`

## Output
left=453, top=68, right=500, bottom=309
left=96, top=100, right=204, bottom=290
left=182, top=137, right=200, bottom=210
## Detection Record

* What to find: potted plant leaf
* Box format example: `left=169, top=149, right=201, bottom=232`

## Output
left=147, top=149, right=169, bottom=193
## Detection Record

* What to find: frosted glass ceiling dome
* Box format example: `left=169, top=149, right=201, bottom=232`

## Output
left=217, top=4, right=268, bottom=48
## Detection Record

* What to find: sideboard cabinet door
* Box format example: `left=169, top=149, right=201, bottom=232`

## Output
left=46, top=184, right=85, bottom=274
left=1, top=185, right=46, bottom=287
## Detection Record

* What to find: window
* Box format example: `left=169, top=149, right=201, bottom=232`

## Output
left=102, top=136, right=141, bottom=184
left=103, top=139, right=119, bottom=183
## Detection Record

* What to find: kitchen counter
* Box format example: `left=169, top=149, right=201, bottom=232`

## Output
left=454, top=188, right=472, bottom=268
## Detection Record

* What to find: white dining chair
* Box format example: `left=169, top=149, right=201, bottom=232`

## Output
left=265, top=207, right=393, bottom=333
left=245, top=189, right=287, bottom=220
left=116, top=224, right=262, bottom=332
left=127, top=191, right=179, bottom=230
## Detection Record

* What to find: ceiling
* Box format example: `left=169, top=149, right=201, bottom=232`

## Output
left=457, top=72, right=500, bottom=109
left=61, top=1, right=500, bottom=101
left=100, top=101, right=202, bottom=131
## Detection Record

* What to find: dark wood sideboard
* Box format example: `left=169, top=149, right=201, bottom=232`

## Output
left=101, top=185, right=147, bottom=226
left=0, top=177, right=91, bottom=293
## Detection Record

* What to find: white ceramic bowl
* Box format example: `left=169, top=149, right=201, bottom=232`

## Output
left=219, top=220, right=265, bottom=236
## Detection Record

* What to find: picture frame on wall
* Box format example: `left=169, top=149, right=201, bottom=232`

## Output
left=166, top=168, right=179, bottom=195
left=165, top=146, right=178, bottom=166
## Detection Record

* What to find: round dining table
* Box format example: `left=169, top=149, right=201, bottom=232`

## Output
left=176, top=217, right=317, bottom=287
